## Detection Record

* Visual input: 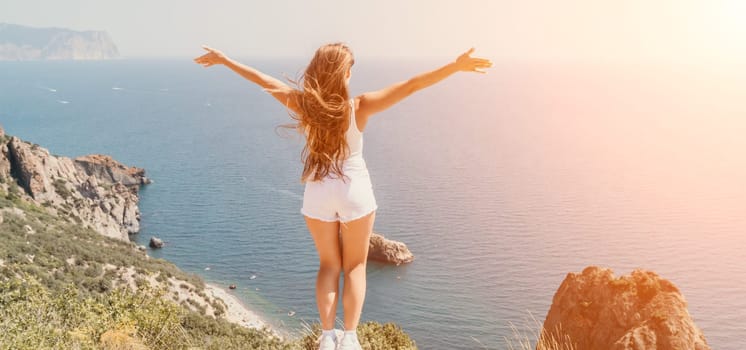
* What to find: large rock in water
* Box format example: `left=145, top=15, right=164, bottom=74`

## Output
left=540, top=266, right=711, bottom=350
left=0, top=132, right=149, bottom=241
left=149, top=237, right=164, bottom=249
left=367, top=232, right=414, bottom=265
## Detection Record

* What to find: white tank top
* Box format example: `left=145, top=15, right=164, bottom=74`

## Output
left=342, top=98, right=368, bottom=174
left=346, top=99, right=363, bottom=156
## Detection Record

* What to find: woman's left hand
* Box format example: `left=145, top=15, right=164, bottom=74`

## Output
left=194, top=45, right=228, bottom=67
left=454, top=48, right=493, bottom=74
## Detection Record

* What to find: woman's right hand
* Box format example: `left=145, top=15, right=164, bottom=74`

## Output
left=454, top=48, right=492, bottom=74
left=194, top=45, right=228, bottom=67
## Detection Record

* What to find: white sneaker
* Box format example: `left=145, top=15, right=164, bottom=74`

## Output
left=337, top=334, right=362, bottom=350
left=317, top=333, right=337, bottom=350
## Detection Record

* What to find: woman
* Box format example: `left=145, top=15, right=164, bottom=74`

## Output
left=194, top=43, right=491, bottom=350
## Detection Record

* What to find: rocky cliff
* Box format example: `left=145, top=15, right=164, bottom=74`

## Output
left=0, top=23, right=119, bottom=60
left=540, top=266, right=711, bottom=350
left=0, top=125, right=149, bottom=241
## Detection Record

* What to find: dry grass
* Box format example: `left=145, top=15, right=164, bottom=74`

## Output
left=469, top=314, right=576, bottom=350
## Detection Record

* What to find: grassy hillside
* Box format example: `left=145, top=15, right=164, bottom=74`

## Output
left=0, top=182, right=416, bottom=349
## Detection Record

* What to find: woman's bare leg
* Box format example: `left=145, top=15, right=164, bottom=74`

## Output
left=340, top=211, right=376, bottom=330
left=305, top=216, right=342, bottom=330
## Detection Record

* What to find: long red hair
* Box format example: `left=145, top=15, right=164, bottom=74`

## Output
left=283, top=43, right=355, bottom=183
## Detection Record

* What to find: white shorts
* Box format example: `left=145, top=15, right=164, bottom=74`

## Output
left=301, top=170, right=378, bottom=223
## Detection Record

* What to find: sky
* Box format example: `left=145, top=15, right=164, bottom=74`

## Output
left=2, top=0, right=746, bottom=62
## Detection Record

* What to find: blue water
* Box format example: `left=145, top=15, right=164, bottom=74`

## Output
left=1, top=59, right=744, bottom=349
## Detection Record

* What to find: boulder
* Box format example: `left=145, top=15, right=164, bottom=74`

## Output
left=367, top=232, right=414, bottom=265
left=149, top=237, right=164, bottom=249
left=540, top=266, right=711, bottom=350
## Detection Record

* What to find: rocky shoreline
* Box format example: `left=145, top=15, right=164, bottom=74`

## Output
left=0, top=124, right=273, bottom=332
left=0, top=129, right=149, bottom=241
left=205, top=283, right=272, bottom=330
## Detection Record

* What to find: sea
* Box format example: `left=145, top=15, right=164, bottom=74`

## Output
left=1, top=58, right=744, bottom=349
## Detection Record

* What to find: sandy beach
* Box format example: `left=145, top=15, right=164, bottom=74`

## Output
left=205, top=283, right=274, bottom=332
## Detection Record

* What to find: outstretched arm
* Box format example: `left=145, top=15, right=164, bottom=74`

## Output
left=357, top=48, right=492, bottom=127
left=194, top=45, right=300, bottom=113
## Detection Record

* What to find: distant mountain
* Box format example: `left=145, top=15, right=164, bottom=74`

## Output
left=0, top=23, right=119, bottom=60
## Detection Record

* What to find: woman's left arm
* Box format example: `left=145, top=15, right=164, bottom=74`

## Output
left=194, top=46, right=300, bottom=113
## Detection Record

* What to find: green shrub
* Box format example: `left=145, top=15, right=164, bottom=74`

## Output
left=53, top=178, right=72, bottom=200
left=0, top=272, right=292, bottom=350
left=8, top=180, right=21, bottom=195
left=134, top=276, right=148, bottom=289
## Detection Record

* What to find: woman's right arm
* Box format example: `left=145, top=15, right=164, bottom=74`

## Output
left=194, top=46, right=300, bottom=114
left=357, top=48, right=492, bottom=125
